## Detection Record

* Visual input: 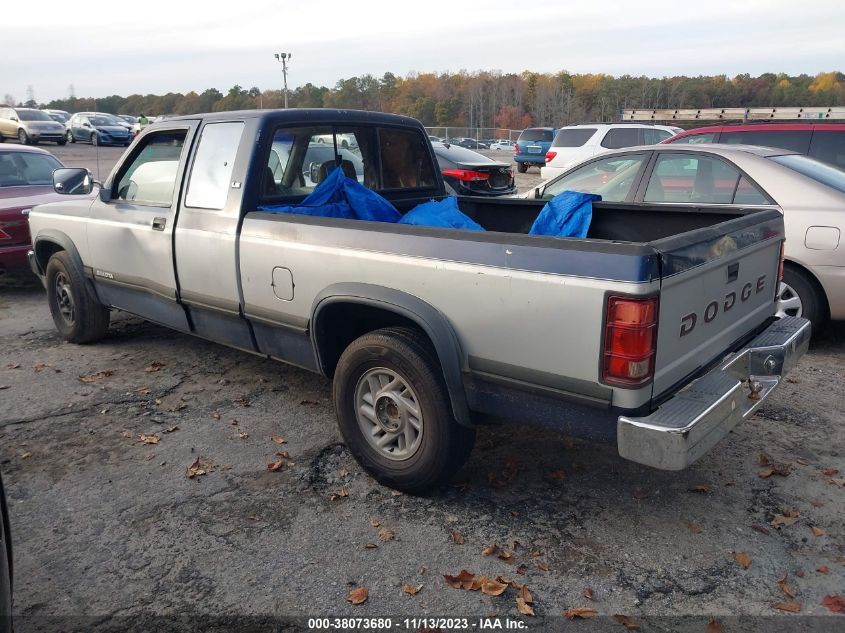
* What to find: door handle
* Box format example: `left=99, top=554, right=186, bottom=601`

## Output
left=152, top=217, right=166, bottom=231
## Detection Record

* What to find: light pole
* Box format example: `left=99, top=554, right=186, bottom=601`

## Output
left=274, top=52, right=291, bottom=109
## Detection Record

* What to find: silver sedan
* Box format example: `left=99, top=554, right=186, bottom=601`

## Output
left=527, top=144, right=845, bottom=328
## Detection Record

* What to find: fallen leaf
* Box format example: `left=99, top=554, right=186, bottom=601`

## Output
left=300, top=398, right=319, bottom=405
left=186, top=457, right=211, bottom=478
left=450, top=531, right=464, bottom=544
left=613, top=614, right=640, bottom=630
left=481, top=543, right=498, bottom=556
left=758, top=467, right=775, bottom=478
left=545, top=469, right=567, bottom=481
left=759, top=463, right=792, bottom=478
left=822, top=468, right=840, bottom=477
left=786, top=376, right=799, bottom=383
left=211, top=411, right=221, bottom=420
left=78, top=370, right=114, bottom=383
left=144, top=361, right=165, bottom=373
left=121, top=431, right=133, bottom=438
left=688, top=484, right=711, bottom=493
left=530, top=548, right=541, bottom=558
left=338, top=486, right=349, bottom=497
left=564, top=607, right=598, bottom=620
left=481, top=578, right=508, bottom=597
left=811, top=526, right=825, bottom=537
left=378, top=528, right=396, bottom=541
left=238, top=431, right=249, bottom=439
left=233, top=397, right=250, bottom=407
left=772, top=601, right=801, bottom=613
left=275, top=451, right=289, bottom=458
left=822, top=594, right=845, bottom=614
left=443, top=570, right=475, bottom=590
left=511, top=540, right=520, bottom=551
left=687, top=522, right=703, bottom=534
left=6, top=363, right=20, bottom=369
left=369, top=517, right=380, bottom=528
left=20, top=452, right=32, bottom=459
left=778, top=575, right=796, bottom=598
left=337, top=468, right=350, bottom=477
left=515, top=564, right=528, bottom=575
left=810, top=500, right=825, bottom=508
left=734, top=551, right=752, bottom=569
left=831, top=478, right=845, bottom=487
left=817, top=565, right=829, bottom=574
left=706, top=619, right=726, bottom=633
left=497, top=549, right=513, bottom=561
left=134, top=386, right=151, bottom=395
left=267, top=460, right=285, bottom=471
left=139, top=434, right=160, bottom=444
left=347, top=587, right=368, bottom=605
left=582, top=587, right=594, bottom=601
left=516, top=597, right=535, bottom=616
left=519, top=585, right=533, bottom=604
left=772, top=509, right=800, bottom=529
left=759, top=451, right=772, bottom=466
left=164, top=426, right=179, bottom=433
left=403, top=584, right=422, bottom=596
left=33, top=362, right=49, bottom=372
left=751, top=524, right=770, bottom=535
left=536, top=560, right=550, bottom=571
left=796, top=458, right=809, bottom=465
left=270, top=435, right=286, bottom=445
left=364, top=543, right=378, bottom=549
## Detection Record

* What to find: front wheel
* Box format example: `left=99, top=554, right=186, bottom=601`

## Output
left=777, top=266, right=825, bottom=329
left=45, top=251, right=110, bottom=343
left=333, top=327, right=475, bottom=494
left=91, top=132, right=98, bottom=146
left=517, top=161, right=528, bottom=173
left=66, top=130, right=75, bottom=143
left=17, top=129, right=29, bottom=145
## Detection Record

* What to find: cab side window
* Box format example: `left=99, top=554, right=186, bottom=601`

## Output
left=186, top=122, right=243, bottom=210
left=114, top=130, right=187, bottom=206
left=644, top=154, right=769, bottom=204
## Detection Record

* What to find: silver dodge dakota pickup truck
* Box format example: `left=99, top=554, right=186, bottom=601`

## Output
left=27, top=109, right=810, bottom=492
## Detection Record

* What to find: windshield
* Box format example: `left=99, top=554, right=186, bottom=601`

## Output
left=18, top=110, right=53, bottom=122
left=769, top=154, right=845, bottom=194
left=92, top=116, right=120, bottom=126
left=0, top=151, right=62, bottom=186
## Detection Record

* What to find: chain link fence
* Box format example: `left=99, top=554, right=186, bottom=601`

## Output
left=424, top=127, right=523, bottom=146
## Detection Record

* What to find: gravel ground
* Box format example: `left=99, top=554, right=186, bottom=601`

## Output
left=1, top=143, right=843, bottom=632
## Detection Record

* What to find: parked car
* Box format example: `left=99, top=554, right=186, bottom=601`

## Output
left=0, top=107, right=67, bottom=146
left=431, top=142, right=515, bottom=197
left=447, top=137, right=488, bottom=150
left=43, top=109, right=71, bottom=124
left=529, top=143, right=845, bottom=328
left=27, top=109, right=806, bottom=492
left=490, top=139, right=515, bottom=151
left=0, top=473, right=10, bottom=633
left=514, top=127, right=556, bottom=173
left=540, top=123, right=682, bottom=180
left=663, top=123, right=845, bottom=171
left=428, top=134, right=443, bottom=143
left=0, top=145, right=90, bottom=275
left=267, top=140, right=364, bottom=191
left=65, top=112, right=132, bottom=146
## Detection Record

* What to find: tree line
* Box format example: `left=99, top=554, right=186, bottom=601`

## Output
left=21, top=70, right=845, bottom=129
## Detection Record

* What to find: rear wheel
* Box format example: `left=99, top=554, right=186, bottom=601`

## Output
left=57, top=138, right=67, bottom=146
left=45, top=251, right=110, bottom=343
left=777, top=265, right=825, bottom=329
left=17, top=129, right=29, bottom=145
left=66, top=130, right=75, bottom=143
left=333, top=327, right=475, bottom=493
left=91, top=132, right=98, bottom=146
left=517, top=161, right=528, bottom=173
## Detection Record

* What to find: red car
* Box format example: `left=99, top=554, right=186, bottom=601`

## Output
left=0, top=145, right=70, bottom=275
left=662, top=122, right=845, bottom=171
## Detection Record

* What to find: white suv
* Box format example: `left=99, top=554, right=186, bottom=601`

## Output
left=540, top=124, right=681, bottom=180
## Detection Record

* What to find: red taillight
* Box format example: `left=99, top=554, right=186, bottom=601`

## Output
left=602, top=296, right=658, bottom=387
left=441, top=169, right=490, bottom=182
left=545, top=151, right=557, bottom=163
left=514, top=143, right=520, bottom=154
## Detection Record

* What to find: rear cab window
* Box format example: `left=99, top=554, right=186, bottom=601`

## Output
left=261, top=125, right=436, bottom=202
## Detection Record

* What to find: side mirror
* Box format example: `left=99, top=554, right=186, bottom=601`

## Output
left=309, top=161, right=321, bottom=184
left=53, top=168, right=93, bottom=195
left=10, top=116, right=18, bottom=122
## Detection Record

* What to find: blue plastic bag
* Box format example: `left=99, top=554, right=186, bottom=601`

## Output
left=529, top=190, right=600, bottom=238
left=260, top=166, right=401, bottom=223
left=398, top=196, right=484, bottom=231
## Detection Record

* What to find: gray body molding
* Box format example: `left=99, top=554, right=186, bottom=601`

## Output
left=311, top=283, right=472, bottom=427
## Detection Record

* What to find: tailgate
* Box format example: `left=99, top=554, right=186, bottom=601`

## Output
left=651, top=209, right=784, bottom=400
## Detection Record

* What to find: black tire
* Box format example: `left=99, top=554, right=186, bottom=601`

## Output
left=57, top=139, right=67, bottom=146
left=333, top=326, right=475, bottom=494
left=517, top=161, right=528, bottom=173
left=67, top=130, right=75, bottom=143
left=17, top=129, right=29, bottom=145
left=45, top=251, right=110, bottom=344
left=779, top=265, right=826, bottom=329
left=91, top=132, right=98, bottom=146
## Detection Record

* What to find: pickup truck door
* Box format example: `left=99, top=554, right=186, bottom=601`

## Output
left=85, top=122, right=199, bottom=330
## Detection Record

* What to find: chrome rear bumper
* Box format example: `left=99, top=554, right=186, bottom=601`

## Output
left=617, top=316, right=811, bottom=470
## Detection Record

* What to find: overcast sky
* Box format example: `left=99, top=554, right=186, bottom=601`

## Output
left=4, top=0, right=844, bottom=104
